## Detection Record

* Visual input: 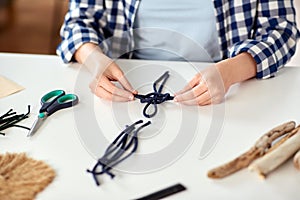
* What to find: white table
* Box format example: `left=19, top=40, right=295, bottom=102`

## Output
left=1, top=53, right=300, bottom=200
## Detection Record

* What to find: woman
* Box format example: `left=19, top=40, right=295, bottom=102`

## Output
left=57, top=0, right=300, bottom=105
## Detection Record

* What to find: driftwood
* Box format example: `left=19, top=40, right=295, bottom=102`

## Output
left=207, top=121, right=296, bottom=179
left=248, top=129, right=300, bottom=179
left=267, top=125, right=300, bottom=153
left=293, top=150, right=300, bottom=170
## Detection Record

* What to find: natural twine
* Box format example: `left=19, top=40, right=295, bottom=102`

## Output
left=0, top=153, right=55, bottom=200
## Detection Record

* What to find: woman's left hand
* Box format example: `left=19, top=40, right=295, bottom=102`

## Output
left=174, top=52, right=257, bottom=106
left=174, top=64, right=228, bottom=105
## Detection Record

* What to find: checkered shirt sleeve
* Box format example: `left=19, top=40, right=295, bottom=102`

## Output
left=57, top=0, right=139, bottom=63
left=227, top=0, right=300, bottom=79
left=56, top=0, right=107, bottom=63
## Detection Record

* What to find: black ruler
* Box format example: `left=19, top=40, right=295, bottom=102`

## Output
left=135, top=183, right=186, bottom=200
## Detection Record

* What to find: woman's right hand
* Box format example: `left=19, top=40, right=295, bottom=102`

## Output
left=75, top=43, right=137, bottom=101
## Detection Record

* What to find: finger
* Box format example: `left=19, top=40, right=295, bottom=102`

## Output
left=92, top=85, right=130, bottom=102
left=118, top=74, right=138, bottom=94
left=90, top=77, right=133, bottom=101
left=174, top=83, right=207, bottom=102
left=175, top=74, right=201, bottom=95
left=196, top=91, right=212, bottom=105
left=98, top=76, right=134, bottom=100
left=180, top=91, right=211, bottom=106
left=175, top=83, right=192, bottom=96
left=201, top=99, right=212, bottom=106
left=107, top=65, right=137, bottom=94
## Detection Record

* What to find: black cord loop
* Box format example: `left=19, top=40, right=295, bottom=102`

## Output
left=87, top=120, right=151, bottom=186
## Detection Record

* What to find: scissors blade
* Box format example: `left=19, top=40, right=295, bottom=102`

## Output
left=27, top=115, right=46, bottom=137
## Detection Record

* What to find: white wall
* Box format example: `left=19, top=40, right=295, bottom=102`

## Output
left=287, top=0, right=300, bottom=66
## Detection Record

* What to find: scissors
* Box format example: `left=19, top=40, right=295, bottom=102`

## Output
left=27, top=89, right=79, bottom=137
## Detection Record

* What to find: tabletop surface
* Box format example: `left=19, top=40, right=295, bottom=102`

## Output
left=1, top=53, right=300, bottom=200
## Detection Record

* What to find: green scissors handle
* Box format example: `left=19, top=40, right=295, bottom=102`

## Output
left=39, top=90, right=65, bottom=113
left=39, top=89, right=79, bottom=116
left=46, top=94, right=79, bottom=116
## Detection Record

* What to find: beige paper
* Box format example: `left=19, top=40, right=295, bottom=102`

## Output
left=0, top=75, right=24, bottom=98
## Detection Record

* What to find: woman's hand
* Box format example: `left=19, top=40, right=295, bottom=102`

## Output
left=88, top=59, right=137, bottom=101
left=75, top=43, right=137, bottom=101
left=174, top=52, right=257, bottom=105
left=174, top=64, right=227, bottom=105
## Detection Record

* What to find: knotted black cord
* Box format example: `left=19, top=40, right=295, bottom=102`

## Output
left=134, top=71, right=174, bottom=118
left=87, top=120, right=151, bottom=186
left=0, top=105, right=31, bottom=136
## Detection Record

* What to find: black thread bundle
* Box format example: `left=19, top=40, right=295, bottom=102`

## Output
left=87, top=120, right=151, bottom=186
left=134, top=71, right=174, bottom=118
left=0, top=105, right=31, bottom=136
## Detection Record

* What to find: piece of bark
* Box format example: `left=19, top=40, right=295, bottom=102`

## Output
left=248, top=129, right=300, bottom=179
left=207, top=121, right=295, bottom=179
left=293, top=150, right=300, bottom=170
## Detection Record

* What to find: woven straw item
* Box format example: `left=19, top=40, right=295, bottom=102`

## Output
left=0, top=153, right=55, bottom=200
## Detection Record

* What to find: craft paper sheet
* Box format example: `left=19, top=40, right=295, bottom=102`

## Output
left=0, top=75, right=24, bottom=98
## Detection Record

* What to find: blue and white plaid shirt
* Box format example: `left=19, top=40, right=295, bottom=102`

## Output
left=57, top=0, right=300, bottom=79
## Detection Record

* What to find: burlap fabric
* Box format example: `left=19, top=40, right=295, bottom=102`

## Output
left=0, top=153, right=55, bottom=200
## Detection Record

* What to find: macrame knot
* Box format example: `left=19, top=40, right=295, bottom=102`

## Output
left=134, top=71, right=174, bottom=118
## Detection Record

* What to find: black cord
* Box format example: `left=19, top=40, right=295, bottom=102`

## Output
left=135, top=71, right=174, bottom=118
left=0, top=105, right=31, bottom=136
left=87, top=120, right=151, bottom=186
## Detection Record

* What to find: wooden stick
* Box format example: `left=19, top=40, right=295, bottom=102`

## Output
left=267, top=125, right=300, bottom=153
left=207, top=121, right=295, bottom=179
left=293, top=150, right=300, bottom=170
left=248, top=129, right=300, bottom=179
